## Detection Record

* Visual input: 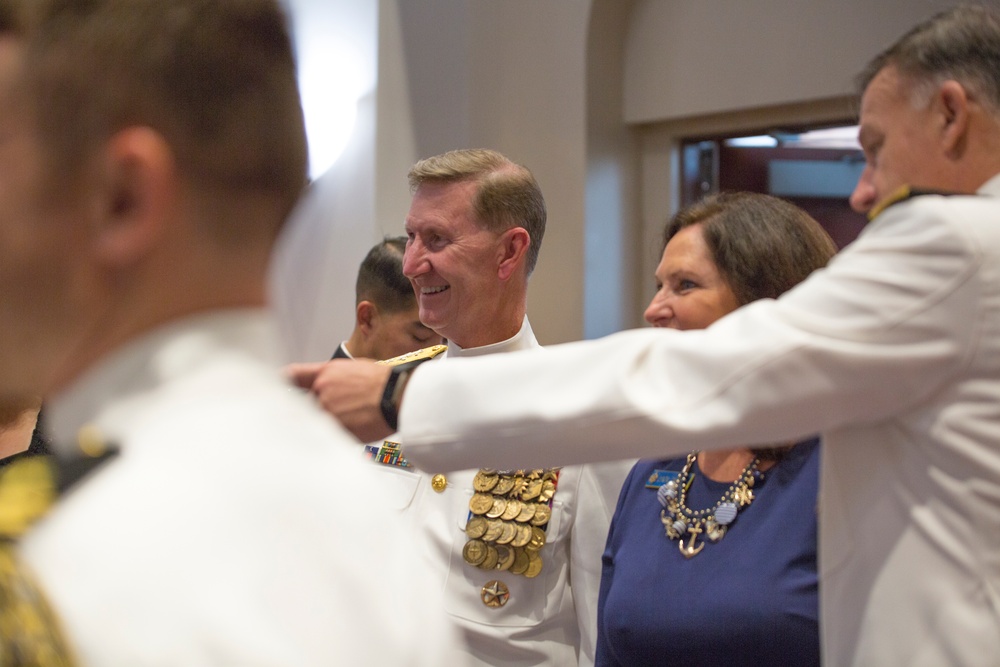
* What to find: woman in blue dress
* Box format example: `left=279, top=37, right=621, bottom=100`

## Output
left=596, top=192, right=837, bottom=666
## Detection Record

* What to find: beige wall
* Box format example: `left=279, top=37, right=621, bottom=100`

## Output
left=585, top=0, right=640, bottom=338
left=624, top=0, right=951, bottom=123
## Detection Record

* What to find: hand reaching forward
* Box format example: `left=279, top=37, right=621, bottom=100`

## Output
left=287, top=359, right=395, bottom=443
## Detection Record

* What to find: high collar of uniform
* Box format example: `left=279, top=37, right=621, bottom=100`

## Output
left=443, top=316, right=538, bottom=359
left=978, top=171, right=1000, bottom=196
left=46, top=309, right=278, bottom=455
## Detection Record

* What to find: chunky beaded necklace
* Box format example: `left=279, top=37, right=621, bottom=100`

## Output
left=658, top=452, right=762, bottom=558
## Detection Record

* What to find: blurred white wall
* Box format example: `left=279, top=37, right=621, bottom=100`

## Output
left=270, top=0, right=381, bottom=362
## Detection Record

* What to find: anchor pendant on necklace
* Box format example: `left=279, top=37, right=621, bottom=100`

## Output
left=679, top=522, right=705, bottom=558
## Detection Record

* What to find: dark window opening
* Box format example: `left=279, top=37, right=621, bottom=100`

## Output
left=681, top=124, right=867, bottom=249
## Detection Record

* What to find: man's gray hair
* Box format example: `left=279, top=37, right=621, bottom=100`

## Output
left=857, top=4, right=1000, bottom=111
left=408, top=148, right=547, bottom=276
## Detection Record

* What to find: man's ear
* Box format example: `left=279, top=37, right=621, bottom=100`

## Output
left=357, top=300, right=378, bottom=335
left=936, top=80, right=970, bottom=159
left=497, top=227, right=530, bottom=281
left=92, top=126, right=176, bottom=267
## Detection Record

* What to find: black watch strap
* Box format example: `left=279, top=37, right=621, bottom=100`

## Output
left=380, top=361, right=419, bottom=431
left=375, top=344, right=447, bottom=431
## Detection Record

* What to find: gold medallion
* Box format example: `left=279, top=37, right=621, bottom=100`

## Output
left=511, top=523, right=532, bottom=548
left=486, top=497, right=507, bottom=519
left=500, top=498, right=522, bottom=521
left=473, top=470, right=498, bottom=493
left=529, top=504, right=551, bottom=527
left=496, top=521, right=517, bottom=545
left=469, top=493, right=494, bottom=515
left=516, top=502, right=536, bottom=523
left=463, top=539, right=487, bottom=566
left=524, top=553, right=544, bottom=578
left=494, top=475, right=516, bottom=496
left=482, top=519, right=504, bottom=542
left=496, top=545, right=515, bottom=571
left=479, top=545, right=499, bottom=570
left=511, top=548, right=530, bottom=575
left=465, top=516, right=488, bottom=539
left=528, top=525, right=547, bottom=550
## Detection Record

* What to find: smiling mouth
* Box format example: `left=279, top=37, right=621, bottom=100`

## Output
left=421, top=286, right=449, bottom=295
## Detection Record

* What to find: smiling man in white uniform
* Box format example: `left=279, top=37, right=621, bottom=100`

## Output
left=296, top=148, right=631, bottom=666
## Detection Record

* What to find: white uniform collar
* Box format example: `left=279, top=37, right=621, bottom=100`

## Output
left=47, top=309, right=279, bottom=455
left=443, top=316, right=538, bottom=358
left=977, top=172, right=1000, bottom=196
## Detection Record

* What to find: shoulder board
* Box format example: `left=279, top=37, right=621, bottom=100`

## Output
left=0, top=425, right=116, bottom=663
left=375, top=344, right=448, bottom=367
left=868, top=185, right=961, bottom=221
left=0, top=539, right=77, bottom=663
left=0, top=425, right=118, bottom=539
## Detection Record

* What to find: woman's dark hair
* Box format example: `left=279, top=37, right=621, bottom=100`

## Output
left=663, top=192, right=838, bottom=307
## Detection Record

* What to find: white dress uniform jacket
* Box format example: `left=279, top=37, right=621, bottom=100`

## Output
left=23, top=310, right=457, bottom=667
left=371, top=318, right=631, bottom=666
left=399, top=176, right=1000, bottom=667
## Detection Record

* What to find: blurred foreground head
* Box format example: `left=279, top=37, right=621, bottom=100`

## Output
left=0, top=0, right=309, bottom=394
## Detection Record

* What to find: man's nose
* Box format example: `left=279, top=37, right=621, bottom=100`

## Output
left=402, top=242, right=426, bottom=278
left=850, top=166, right=877, bottom=214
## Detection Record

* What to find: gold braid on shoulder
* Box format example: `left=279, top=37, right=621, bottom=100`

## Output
left=0, top=428, right=118, bottom=666
left=0, top=456, right=76, bottom=666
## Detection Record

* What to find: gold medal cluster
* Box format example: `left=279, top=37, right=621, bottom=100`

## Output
left=462, top=468, right=559, bottom=578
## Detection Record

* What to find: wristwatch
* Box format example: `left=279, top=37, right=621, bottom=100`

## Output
left=380, top=360, right=421, bottom=431
left=375, top=344, right=448, bottom=431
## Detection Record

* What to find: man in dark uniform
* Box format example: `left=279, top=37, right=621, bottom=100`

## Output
left=333, top=236, right=439, bottom=360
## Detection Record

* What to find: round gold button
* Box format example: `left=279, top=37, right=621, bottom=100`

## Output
left=431, top=474, right=447, bottom=492
left=77, top=424, right=107, bottom=458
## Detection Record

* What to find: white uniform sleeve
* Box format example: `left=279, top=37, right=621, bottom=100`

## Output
left=400, top=195, right=982, bottom=472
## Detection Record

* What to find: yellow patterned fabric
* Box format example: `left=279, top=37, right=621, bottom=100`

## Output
left=0, top=457, right=76, bottom=666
